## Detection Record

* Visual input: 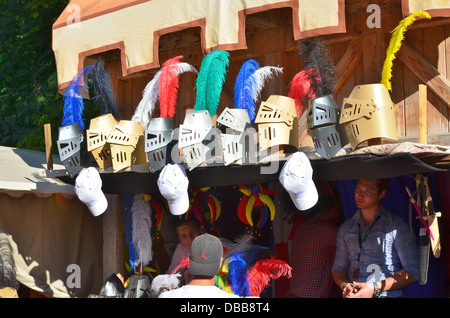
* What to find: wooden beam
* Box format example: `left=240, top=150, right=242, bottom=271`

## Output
left=334, top=38, right=362, bottom=94
left=397, top=43, right=450, bottom=106
left=419, top=84, right=428, bottom=144
left=44, top=123, right=53, bottom=170
left=103, top=194, right=124, bottom=283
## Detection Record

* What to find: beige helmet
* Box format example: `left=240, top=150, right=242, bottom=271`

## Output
left=107, top=120, right=147, bottom=172
left=339, top=84, right=398, bottom=149
left=254, top=95, right=299, bottom=152
left=86, top=113, right=118, bottom=170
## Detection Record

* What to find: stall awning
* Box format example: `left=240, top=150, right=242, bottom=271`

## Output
left=0, top=146, right=74, bottom=198
left=402, top=0, right=450, bottom=18
left=52, top=0, right=346, bottom=92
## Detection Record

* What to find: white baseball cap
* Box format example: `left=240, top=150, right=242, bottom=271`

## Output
left=157, top=163, right=189, bottom=215
left=74, top=167, right=108, bottom=217
left=279, top=152, right=318, bottom=211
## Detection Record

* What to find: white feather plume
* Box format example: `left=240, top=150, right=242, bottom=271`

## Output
left=174, top=62, right=198, bottom=76
left=131, top=70, right=162, bottom=129
left=253, top=66, right=283, bottom=102
left=131, top=194, right=153, bottom=268
left=150, top=273, right=182, bottom=295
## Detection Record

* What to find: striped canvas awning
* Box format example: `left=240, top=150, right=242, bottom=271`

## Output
left=52, top=0, right=346, bottom=92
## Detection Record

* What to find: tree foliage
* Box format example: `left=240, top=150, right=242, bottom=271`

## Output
left=0, top=0, right=99, bottom=152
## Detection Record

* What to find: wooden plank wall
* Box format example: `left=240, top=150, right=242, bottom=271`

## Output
left=103, top=0, right=450, bottom=146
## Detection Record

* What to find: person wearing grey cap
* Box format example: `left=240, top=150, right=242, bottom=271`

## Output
left=158, top=234, right=239, bottom=298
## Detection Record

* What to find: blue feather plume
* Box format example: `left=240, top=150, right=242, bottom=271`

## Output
left=234, top=59, right=259, bottom=122
left=62, top=65, right=95, bottom=130
left=225, top=250, right=250, bottom=296
left=122, top=193, right=139, bottom=270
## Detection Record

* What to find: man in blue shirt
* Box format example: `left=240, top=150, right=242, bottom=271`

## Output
left=332, top=179, right=419, bottom=298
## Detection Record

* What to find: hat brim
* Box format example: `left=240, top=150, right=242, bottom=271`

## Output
left=86, top=192, right=108, bottom=217
left=167, top=191, right=190, bottom=215
left=288, top=179, right=319, bottom=211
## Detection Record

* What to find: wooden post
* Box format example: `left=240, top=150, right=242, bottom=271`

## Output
left=103, top=194, right=124, bottom=282
left=419, top=84, right=427, bottom=144
left=44, top=123, right=53, bottom=170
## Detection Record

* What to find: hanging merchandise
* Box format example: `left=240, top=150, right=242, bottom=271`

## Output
left=194, top=50, right=229, bottom=117
left=57, top=65, right=94, bottom=177
left=381, top=11, right=431, bottom=91
left=85, top=59, right=122, bottom=170
left=279, top=151, right=318, bottom=211
left=217, top=59, right=283, bottom=165
left=185, top=187, right=222, bottom=235
left=237, top=184, right=277, bottom=235
left=177, top=50, right=229, bottom=170
left=254, top=95, right=298, bottom=153
left=290, top=38, right=347, bottom=160
left=233, top=59, right=283, bottom=124
left=106, top=119, right=147, bottom=172
left=121, top=193, right=157, bottom=297
left=406, top=175, right=442, bottom=286
left=141, top=56, right=197, bottom=172
left=216, top=108, right=251, bottom=166
left=157, top=163, right=190, bottom=216
left=338, top=83, right=398, bottom=149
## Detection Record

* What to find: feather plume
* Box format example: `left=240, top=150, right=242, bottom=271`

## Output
left=381, top=11, right=431, bottom=91
left=298, top=38, right=336, bottom=97
left=225, top=233, right=255, bottom=255
left=171, top=257, right=190, bottom=274
left=252, top=66, right=283, bottom=103
left=247, top=258, right=292, bottom=297
left=224, top=251, right=250, bottom=296
left=131, top=70, right=162, bottom=129
left=150, top=273, right=182, bottom=295
left=131, top=194, right=153, bottom=270
left=0, top=229, right=19, bottom=290
left=122, top=194, right=139, bottom=269
left=194, top=50, right=230, bottom=117
left=159, top=55, right=198, bottom=118
left=88, top=58, right=121, bottom=121
left=288, top=68, right=321, bottom=116
left=234, top=60, right=283, bottom=123
left=61, top=65, right=94, bottom=130
left=234, top=59, right=259, bottom=120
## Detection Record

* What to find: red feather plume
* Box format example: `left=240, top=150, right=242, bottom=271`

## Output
left=158, top=55, right=197, bottom=118
left=171, top=256, right=190, bottom=274
left=288, top=67, right=321, bottom=117
left=247, top=258, right=292, bottom=297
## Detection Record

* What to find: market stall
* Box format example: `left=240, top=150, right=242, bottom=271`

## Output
left=40, top=0, right=450, bottom=297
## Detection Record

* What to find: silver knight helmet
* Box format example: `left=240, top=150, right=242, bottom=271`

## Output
left=307, top=95, right=348, bottom=159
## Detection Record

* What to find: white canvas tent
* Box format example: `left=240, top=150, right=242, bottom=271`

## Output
left=0, top=146, right=103, bottom=298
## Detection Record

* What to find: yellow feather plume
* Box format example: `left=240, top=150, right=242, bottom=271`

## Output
left=381, top=11, right=431, bottom=91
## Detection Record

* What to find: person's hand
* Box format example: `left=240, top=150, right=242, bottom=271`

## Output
left=341, top=282, right=357, bottom=298
left=347, top=282, right=374, bottom=298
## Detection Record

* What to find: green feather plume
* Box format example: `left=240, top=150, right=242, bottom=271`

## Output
left=381, top=11, right=431, bottom=91
left=194, top=50, right=230, bottom=116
